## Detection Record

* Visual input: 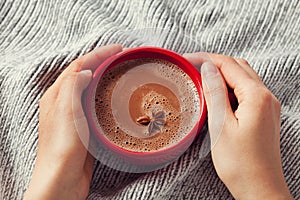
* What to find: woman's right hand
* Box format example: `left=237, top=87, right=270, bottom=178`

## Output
left=184, top=53, right=293, bottom=200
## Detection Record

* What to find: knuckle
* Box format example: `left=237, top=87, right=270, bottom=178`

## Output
left=273, top=95, right=281, bottom=111
left=260, top=89, right=272, bottom=101
left=70, top=58, right=83, bottom=72
left=254, top=87, right=277, bottom=108
left=61, top=71, right=77, bottom=84
left=227, top=56, right=237, bottom=62
left=219, top=56, right=237, bottom=69
left=258, top=88, right=272, bottom=103
left=236, top=58, right=250, bottom=66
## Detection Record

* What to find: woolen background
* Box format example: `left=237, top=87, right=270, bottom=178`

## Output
left=0, top=0, right=299, bottom=199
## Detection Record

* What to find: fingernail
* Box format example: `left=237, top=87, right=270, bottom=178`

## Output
left=201, top=62, right=218, bottom=77
left=182, top=52, right=198, bottom=59
left=78, top=69, right=92, bottom=77
left=94, top=44, right=122, bottom=54
left=183, top=52, right=211, bottom=60
left=183, top=52, right=212, bottom=70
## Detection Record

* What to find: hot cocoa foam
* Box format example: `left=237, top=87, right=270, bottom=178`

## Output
left=94, top=58, right=200, bottom=152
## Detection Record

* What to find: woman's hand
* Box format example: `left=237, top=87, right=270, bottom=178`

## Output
left=184, top=53, right=293, bottom=200
left=24, top=44, right=122, bottom=200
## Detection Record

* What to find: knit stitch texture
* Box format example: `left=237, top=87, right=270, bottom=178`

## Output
left=0, top=0, right=299, bottom=199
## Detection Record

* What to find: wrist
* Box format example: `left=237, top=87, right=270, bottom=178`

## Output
left=24, top=162, right=87, bottom=200
left=226, top=171, right=293, bottom=200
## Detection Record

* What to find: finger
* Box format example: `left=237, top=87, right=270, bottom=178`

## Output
left=184, top=52, right=238, bottom=110
left=184, top=52, right=254, bottom=90
left=183, top=52, right=210, bottom=70
left=72, top=70, right=93, bottom=119
left=72, top=70, right=93, bottom=149
left=201, top=62, right=236, bottom=146
left=234, top=58, right=263, bottom=83
left=79, top=44, right=122, bottom=72
left=51, top=70, right=92, bottom=160
left=54, top=70, right=91, bottom=115
left=52, top=44, right=122, bottom=92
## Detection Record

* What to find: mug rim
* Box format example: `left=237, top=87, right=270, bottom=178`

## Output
left=84, top=46, right=207, bottom=157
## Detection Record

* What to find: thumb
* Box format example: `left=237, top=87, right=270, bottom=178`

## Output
left=201, top=62, right=233, bottom=146
left=72, top=70, right=92, bottom=146
left=73, top=70, right=92, bottom=98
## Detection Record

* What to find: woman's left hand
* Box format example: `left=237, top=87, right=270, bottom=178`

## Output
left=24, top=44, right=122, bottom=200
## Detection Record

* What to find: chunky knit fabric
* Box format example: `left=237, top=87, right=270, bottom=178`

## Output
left=0, top=0, right=299, bottom=199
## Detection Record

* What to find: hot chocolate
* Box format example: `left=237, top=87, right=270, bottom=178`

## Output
left=94, top=58, right=200, bottom=152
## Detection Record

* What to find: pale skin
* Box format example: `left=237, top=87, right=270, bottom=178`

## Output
left=24, top=45, right=293, bottom=200
left=23, top=44, right=123, bottom=200
left=184, top=52, right=293, bottom=200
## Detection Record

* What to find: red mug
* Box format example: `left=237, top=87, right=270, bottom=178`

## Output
left=83, top=47, right=207, bottom=172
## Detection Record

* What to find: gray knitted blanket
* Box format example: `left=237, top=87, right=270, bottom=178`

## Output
left=1, top=0, right=299, bottom=199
